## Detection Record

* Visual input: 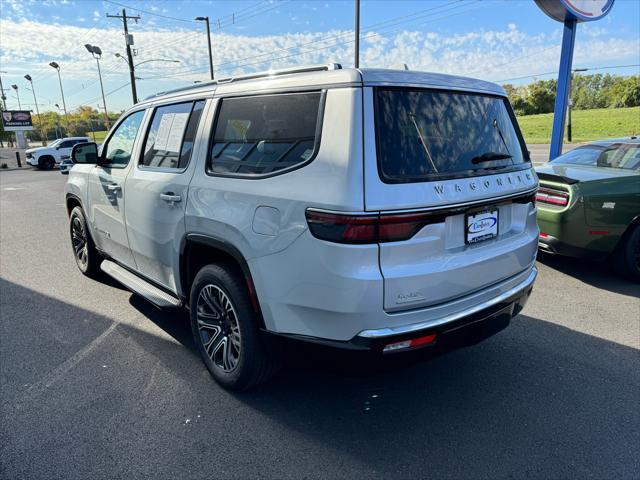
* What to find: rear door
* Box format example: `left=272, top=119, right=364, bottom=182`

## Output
left=363, top=87, right=538, bottom=311
left=124, top=99, right=208, bottom=292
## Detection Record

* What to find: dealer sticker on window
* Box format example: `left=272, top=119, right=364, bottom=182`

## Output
left=465, top=209, right=499, bottom=244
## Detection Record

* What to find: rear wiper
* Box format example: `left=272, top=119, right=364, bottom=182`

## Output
left=471, top=152, right=513, bottom=164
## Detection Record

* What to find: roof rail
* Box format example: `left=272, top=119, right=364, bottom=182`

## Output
left=145, top=63, right=342, bottom=101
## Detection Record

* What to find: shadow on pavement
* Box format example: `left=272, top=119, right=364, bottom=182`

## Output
left=2, top=277, right=639, bottom=479
left=537, top=251, right=639, bottom=297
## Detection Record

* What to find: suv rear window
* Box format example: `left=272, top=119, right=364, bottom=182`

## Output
left=375, top=88, right=529, bottom=183
left=209, top=92, right=322, bottom=177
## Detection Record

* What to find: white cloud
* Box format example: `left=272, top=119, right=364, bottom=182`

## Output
left=0, top=19, right=637, bottom=111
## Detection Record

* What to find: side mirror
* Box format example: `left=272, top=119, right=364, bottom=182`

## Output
left=72, top=142, right=99, bottom=164
left=55, top=146, right=60, bottom=150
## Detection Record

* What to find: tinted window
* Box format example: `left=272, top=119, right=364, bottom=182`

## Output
left=59, top=140, right=75, bottom=148
left=551, top=146, right=601, bottom=166
left=209, top=92, right=322, bottom=176
left=552, top=143, right=640, bottom=170
left=141, top=100, right=205, bottom=169
left=102, top=110, right=145, bottom=168
left=375, top=88, right=528, bottom=183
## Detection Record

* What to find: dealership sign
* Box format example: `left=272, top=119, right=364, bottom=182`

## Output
left=534, top=0, right=614, bottom=22
left=2, top=110, right=34, bottom=131
left=534, top=0, right=615, bottom=160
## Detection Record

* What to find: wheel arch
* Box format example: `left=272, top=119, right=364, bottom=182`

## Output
left=65, top=193, right=83, bottom=217
left=179, top=234, right=265, bottom=329
left=614, top=214, right=640, bottom=251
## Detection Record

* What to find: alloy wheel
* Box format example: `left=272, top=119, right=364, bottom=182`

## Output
left=71, top=216, right=88, bottom=268
left=196, top=284, right=241, bottom=372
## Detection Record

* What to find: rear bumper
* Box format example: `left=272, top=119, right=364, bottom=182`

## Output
left=273, top=266, right=536, bottom=353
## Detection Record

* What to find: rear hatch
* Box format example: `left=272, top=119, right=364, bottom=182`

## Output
left=363, top=85, right=538, bottom=311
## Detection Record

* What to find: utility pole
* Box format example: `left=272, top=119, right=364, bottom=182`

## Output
left=354, top=0, right=360, bottom=68
left=0, top=71, right=7, bottom=110
left=107, top=9, right=140, bottom=104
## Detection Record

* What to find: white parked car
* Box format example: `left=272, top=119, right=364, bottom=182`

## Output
left=26, top=137, right=90, bottom=170
left=65, top=64, right=539, bottom=390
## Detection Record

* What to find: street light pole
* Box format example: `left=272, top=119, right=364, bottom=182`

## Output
left=24, top=75, right=46, bottom=144
left=195, top=16, right=214, bottom=80
left=49, top=62, right=69, bottom=123
left=354, top=0, right=360, bottom=68
left=85, top=44, right=110, bottom=127
left=11, top=85, right=21, bottom=109
left=567, top=67, right=588, bottom=143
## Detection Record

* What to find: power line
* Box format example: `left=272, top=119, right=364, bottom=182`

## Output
left=496, top=64, right=640, bottom=83
left=104, top=0, right=194, bottom=23
left=147, top=0, right=483, bottom=81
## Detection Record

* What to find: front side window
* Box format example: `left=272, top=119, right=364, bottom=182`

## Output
left=141, top=100, right=206, bottom=170
left=59, top=140, right=75, bottom=148
left=209, top=92, right=322, bottom=177
left=375, top=88, right=529, bottom=183
left=102, top=110, right=145, bottom=168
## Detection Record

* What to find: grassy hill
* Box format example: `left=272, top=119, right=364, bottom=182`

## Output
left=87, top=106, right=639, bottom=146
left=517, top=106, right=640, bottom=144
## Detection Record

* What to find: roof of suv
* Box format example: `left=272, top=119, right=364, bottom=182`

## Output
left=138, top=65, right=505, bottom=107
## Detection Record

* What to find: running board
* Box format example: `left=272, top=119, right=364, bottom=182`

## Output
left=100, top=260, right=182, bottom=308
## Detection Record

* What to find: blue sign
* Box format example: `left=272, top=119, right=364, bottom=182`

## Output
left=535, top=0, right=614, bottom=23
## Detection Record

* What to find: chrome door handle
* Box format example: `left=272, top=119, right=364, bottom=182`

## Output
left=160, top=193, right=182, bottom=203
left=107, top=183, right=121, bottom=192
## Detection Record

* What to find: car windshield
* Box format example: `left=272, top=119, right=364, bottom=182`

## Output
left=552, top=143, right=640, bottom=170
left=375, top=88, right=528, bottom=182
left=47, top=139, right=62, bottom=148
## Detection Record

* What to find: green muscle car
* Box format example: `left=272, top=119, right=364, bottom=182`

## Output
left=535, top=137, right=640, bottom=281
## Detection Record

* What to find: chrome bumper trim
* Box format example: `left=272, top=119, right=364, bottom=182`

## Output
left=357, top=266, right=537, bottom=339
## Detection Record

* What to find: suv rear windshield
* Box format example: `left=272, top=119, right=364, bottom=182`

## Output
left=375, top=88, right=529, bottom=183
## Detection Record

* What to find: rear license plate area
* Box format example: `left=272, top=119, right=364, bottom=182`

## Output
left=465, top=208, right=499, bottom=244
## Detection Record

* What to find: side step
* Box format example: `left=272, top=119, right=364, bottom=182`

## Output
left=100, top=259, right=182, bottom=308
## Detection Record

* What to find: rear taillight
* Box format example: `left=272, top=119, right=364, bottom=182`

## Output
left=305, top=210, right=445, bottom=244
left=535, top=187, right=569, bottom=206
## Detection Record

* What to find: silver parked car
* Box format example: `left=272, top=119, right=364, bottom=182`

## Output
left=65, top=64, right=539, bottom=390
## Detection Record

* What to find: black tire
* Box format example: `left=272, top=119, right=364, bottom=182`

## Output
left=38, top=156, right=55, bottom=170
left=613, top=225, right=640, bottom=282
left=69, top=206, right=101, bottom=277
left=190, top=264, right=279, bottom=390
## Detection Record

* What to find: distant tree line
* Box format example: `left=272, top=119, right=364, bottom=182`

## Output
left=1, top=105, right=121, bottom=145
left=503, top=74, right=640, bottom=116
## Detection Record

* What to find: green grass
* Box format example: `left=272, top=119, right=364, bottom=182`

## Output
left=85, top=131, right=109, bottom=143
left=86, top=106, right=639, bottom=146
left=517, top=106, right=640, bottom=144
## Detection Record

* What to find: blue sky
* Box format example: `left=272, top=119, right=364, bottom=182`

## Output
left=1, top=0, right=638, bottom=113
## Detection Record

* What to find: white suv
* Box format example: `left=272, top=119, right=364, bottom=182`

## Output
left=65, top=65, right=538, bottom=390
left=26, top=137, right=90, bottom=170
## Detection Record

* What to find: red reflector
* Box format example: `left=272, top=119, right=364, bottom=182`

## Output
left=539, top=232, right=549, bottom=238
left=383, top=333, right=437, bottom=352
left=409, top=334, right=437, bottom=347
left=589, top=230, right=609, bottom=235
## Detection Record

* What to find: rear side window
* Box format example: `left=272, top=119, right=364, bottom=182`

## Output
left=375, top=88, right=529, bottom=183
left=141, top=100, right=206, bottom=170
left=209, top=92, right=322, bottom=177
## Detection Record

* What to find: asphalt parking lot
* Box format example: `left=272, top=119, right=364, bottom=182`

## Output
left=1, top=169, right=639, bottom=479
